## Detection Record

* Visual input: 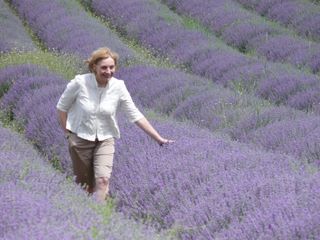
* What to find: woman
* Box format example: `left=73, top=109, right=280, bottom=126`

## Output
left=56, top=47, right=173, bottom=202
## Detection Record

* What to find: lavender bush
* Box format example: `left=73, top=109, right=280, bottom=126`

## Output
left=0, top=64, right=71, bottom=171
left=1, top=0, right=320, bottom=238
left=256, top=71, right=319, bottom=105
left=117, top=65, right=269, bottom=132
left=111, top=116, right=320, bottom=239
left=3, top=97, right=320, bottom=239
left=0, top=125, right=172, bottom=240
left=9, top=0, right=137, bottom=63
left=162, top=0, right=320, bottom=73
left=235, top=0, right=320, bottom=42
left=13, top=84, right=66, bottom=124
left=0, top=64, right=51, bottom=98
left=0, top=75, right=65, bottom=112
left=24, top=96, right=72, bottom=172
left=287, top=86, right=320, bottom=111
left=245, top=115, right=320, bottom=164
left=230, top=105, right=306, bottom=141
left=89, top=0, right=320, bottom=112
left=1, top=60, right=320, bottom=238
left=172, top=89, right=252, bottom=132
left=219, top=60, right=320, bottom=112
left=0, top=0, right=36, bottom=53
left=117, top=64, right=320, bottom=164
left=2, top=63, right=319, bottom=176
left=116, top=65, right=209, bottom=114
left=214, top=172, right=320, bottom=239
left=91, top=0, right=214, bottom=65
left=257, top=35, right=320, bottom=73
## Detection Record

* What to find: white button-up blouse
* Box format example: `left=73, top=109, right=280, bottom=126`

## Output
left=56, top=73, right=144, bottom=141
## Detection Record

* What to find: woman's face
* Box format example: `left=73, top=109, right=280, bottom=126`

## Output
left=94, top=57, right=116, bottom=85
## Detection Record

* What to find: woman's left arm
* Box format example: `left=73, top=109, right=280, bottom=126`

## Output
left=119, top=81, right=174, bottom=145
left=135, top=117, right=174, bottom=146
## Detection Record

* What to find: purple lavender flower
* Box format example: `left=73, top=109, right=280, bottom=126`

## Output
left=173, top=89, right=239, bottom=130
left=236, top=0, right=320, bottom=41
left=92, top=0, right=213, bottom=66
left=0, top=64, right=51, bottom=97
left=255, top=0, right=287, bottom=16
left=246, top=115, right=320, bottom=160
left=284, top=126, right=320, bottom=164
left=0, top=126, right=169, bottom=239
left=1, top=75, right=65, bottom=113
left=287, top=86, right=320, bottom=111
left=0, top=0, right=36, bottom=53
left=267, top=1, right=305, bottom=25
left=163, top=0, right=252, bottom=34
left=89, top=0, right=320, bottom=112
left=117, top=65, right=320, bottom=165
left=215, top=174, right=320, bottom=239
left=230, top=105, right=306, bottom=141
left=112, top=116, right=319, bottom=238
left=117, top=64, right=208, bottom=113
left=24, top=96, right=72, bottom=173
left=257, top=35, right=313, bottom=64
left=295, top=12, right=320, bottom=42
left=2, top=62, right=320, bottom=238
left=10, top=0, right=137, bottom=62
left=162, top=0, right=320, bottom=73
left=189, top=48, right=252, bottom=82
left=257, top=71, right=319, bottom=105
left=221, top=21, right=278, bottom=52
left=13, top=84, right=66, bottom=124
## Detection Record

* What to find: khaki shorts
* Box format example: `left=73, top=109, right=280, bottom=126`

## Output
left=67, top=132, right=115, bottom=189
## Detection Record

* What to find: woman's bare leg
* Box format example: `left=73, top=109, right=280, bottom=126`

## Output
left=95, top=177, right=109, bottom=202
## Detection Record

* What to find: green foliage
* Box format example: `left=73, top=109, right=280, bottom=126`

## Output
left=0, top=82, right=10, bottom=98
left=19, top=161, right=31, bottom=180
left=92, top=197, right=116, bottom=225
left=0, top=50, right=84, bottom=79
left=0, top=111, right=24, bottom=133
left=50, top=155, right=64, bottom=172
left=180, top=15, right=213, bottom=38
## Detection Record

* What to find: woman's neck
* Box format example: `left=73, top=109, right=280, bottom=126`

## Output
left=95, top=76, right=109, bottom=88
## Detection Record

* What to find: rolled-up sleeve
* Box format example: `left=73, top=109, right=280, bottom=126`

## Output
left=119, top=82, right=144, bottom=123
left=56, top=77, right=80, bottom=112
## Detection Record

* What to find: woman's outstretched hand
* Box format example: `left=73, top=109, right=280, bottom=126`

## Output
left=158, top=138, right=175, bottom=147
left=135, top=118, right=175, bottom=147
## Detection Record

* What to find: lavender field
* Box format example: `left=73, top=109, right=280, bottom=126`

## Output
left=1, top=0, right=320, bottom=239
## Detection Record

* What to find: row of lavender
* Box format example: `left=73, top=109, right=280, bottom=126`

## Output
left=115, top=117, right=320, bottom=239
left=1, top=1, right=318, bottom=238
left=0, top=64, right=172, bottom=240
left=1, top=63, right=320, bottom=239
left=117, top=65, right=320, bottom=166
left=0, top=125, right=168, bottom=239
left=161, top=0, right=320, bottom=73
left=6, top=0, right=320, bottom=114
left=3, top=0, right=319, bottom=162
left=7, top=0, right=137, bottom=64
left=234, top=0, right=320, bottom=42
left=0, top=64, right=72, bottom=172
left=1, top=62, right=319, bottom=167
left=86, top=0, right=320, bottom=113
left=0, top=0, right=36, bottom=52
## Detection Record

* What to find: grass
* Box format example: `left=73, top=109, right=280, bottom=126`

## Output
left=0, top=111, right=24, bottom=134
left=0, top=50, right=84, bottom=79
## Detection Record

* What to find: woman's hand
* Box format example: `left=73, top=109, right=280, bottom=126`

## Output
left=158, top=138, right=175, bottom=146
left=135, top=118, right=174, bottom=146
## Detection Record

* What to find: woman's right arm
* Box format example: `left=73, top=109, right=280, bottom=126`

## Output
left=58, top=110, right=68, bottom=134
left=56, top=76, right=80, bottom=135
